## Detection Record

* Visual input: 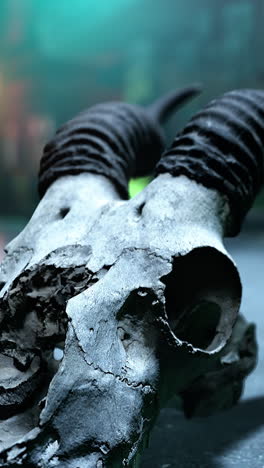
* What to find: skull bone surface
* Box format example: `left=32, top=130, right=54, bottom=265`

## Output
left=0, top=87, right=261, bottom=467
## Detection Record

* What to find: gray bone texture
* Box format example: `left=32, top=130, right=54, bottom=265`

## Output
left=0, top=88, right=259, bottom=467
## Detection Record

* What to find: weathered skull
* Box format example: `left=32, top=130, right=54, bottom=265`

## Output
left=0, top=88, right=260, bottom=467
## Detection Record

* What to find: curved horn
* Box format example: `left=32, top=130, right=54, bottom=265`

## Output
left=38, top=85, right=201, bottom=199
left=147, top=84, right=201, bottom=123
left=155, top=89, right=264, bottom=236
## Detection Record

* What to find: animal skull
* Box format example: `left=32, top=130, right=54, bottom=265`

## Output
left=0, top=88, right=260, bottom=467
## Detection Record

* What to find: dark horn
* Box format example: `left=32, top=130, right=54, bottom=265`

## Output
left=148, top=84, right=202, bottom=124
left=38, top=86, right=201, bottom=199
left=155, top=89, right=264, bottom=236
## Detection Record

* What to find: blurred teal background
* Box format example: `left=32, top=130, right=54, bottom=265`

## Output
left=1, top=0, right=264, bottom=258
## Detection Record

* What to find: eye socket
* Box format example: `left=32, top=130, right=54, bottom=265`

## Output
left=162, top=247, right=241, bottom=352
left=174, top=300, right=221, bottom=350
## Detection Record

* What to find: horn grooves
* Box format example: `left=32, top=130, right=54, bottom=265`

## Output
left=38, top=102, right=165, bottom=199
left=155, top=89, right=264, bottom=236
left=38, top=86, right=201, bottom=199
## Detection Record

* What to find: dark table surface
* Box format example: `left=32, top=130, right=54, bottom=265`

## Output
left=142, top=231, right=264, bottom=468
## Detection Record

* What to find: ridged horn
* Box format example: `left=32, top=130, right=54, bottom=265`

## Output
left=38, top=86, right=201, bottom=199
left=155, top=89, right=264, bottom=236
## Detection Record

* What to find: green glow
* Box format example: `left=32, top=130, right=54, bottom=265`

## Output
left=129, top=176, right=151, bottom=198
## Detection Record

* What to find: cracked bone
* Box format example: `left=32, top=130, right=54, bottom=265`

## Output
left=0, top=88, right=260, bottom=467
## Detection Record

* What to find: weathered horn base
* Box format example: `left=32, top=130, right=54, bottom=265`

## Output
left=156, top=89, right=264, bottom=235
